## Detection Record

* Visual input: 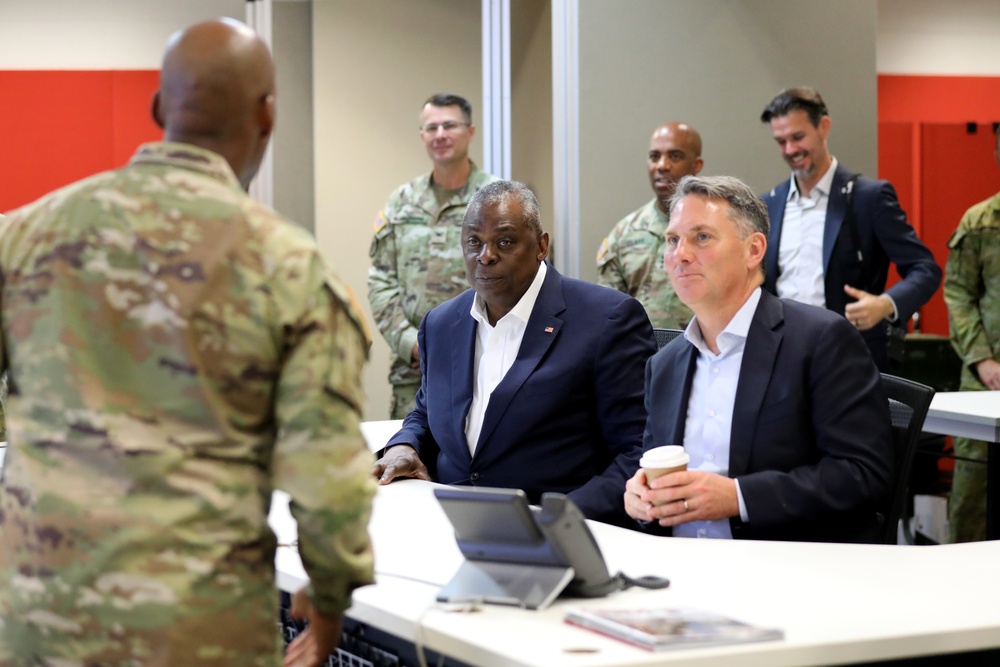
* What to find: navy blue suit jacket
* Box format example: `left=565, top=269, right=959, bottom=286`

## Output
left=386, top=262, right=656, bottom=525
left=644, top=290, right=893, bottom=543
left=762, top=164, right=942, bottom=369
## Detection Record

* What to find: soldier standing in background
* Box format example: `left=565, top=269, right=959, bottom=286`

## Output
left=0, top=213, right=5, bottom=443
left=368, top=93, right=498, bottom=419
left=596, top=122, right=703, bottom=329
left=0, top=19, right=374, bottom=667
left=942, top=126, right=1000, bottom=543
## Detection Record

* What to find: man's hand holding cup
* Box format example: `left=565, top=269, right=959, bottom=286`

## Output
left=624, top=445, right=690, bottom=521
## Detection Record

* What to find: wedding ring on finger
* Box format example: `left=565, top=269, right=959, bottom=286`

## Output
left=683, top=499, right=689, bottom=512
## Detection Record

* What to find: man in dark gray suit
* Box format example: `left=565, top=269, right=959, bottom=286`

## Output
left=624, top=175, right=893, bottom=543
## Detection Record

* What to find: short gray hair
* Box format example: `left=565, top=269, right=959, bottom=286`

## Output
left=669, top=175, right=770, bottom=240
left=465, top=180, right=542, bottom=238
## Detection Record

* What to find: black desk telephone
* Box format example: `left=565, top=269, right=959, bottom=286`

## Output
left=434, top=487, right=668, bottom=610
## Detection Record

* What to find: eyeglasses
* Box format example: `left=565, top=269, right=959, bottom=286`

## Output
left=420, top=121, right=471, bottom=134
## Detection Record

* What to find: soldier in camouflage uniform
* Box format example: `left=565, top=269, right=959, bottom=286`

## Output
left=0, top=215, right=5, bottom=443
left=943, top=128, right=1000, bottom=543
left=0, top=20, right=374, bottom=667
left=596, top=122, right=703, bottom=329
left=369, top=93, right=498, bottom=419
left=0, top=202, right=4, bottom=443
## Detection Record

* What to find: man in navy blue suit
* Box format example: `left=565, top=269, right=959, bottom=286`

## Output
left=759, top=87, right=941, bottom=371
left=371, top=180, right=656, bottom=525
left=624, top=175, right=893, bottom=543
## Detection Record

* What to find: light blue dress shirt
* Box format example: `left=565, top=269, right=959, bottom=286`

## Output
left=674, top=288, right=761, bottom=539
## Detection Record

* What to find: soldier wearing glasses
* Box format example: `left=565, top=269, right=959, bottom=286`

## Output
left=368, top=93, right=499, bottom=419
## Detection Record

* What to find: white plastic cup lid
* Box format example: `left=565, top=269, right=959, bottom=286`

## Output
left=640, top=445, right=690, bottom=469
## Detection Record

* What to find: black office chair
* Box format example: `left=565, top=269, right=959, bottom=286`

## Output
left=652, top=328, right=684, bottom=350
left=879, top=373, right=935, bottom=545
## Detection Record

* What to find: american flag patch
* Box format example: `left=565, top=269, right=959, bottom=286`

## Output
left=544, top=327, right=554, bottom=333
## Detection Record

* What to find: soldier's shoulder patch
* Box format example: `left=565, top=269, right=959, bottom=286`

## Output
left=343, top=283, right=372, bottom=346
left=947, top=227, right=965, bottom=250
left=373, top=210, right=388, bottom=234
left=327, top=275, right=373, bottom=346
left=596, top=237, right=610, bottom=263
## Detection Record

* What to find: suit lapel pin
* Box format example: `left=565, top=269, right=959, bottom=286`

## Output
left=544, top=326, right=554, bottom=333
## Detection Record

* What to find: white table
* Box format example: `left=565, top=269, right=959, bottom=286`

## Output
left=360, top=419, right=403, bottom=454
left=923, top=391, right=1000, bottom=539
left=271, top=478, right=1000, bottom=667
left=924, top=391, right=1000, bottom=443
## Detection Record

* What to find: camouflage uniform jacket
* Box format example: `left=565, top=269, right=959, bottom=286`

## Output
left=0, top=142, right=375, bottom=666
left=596, top=198, right=692, bottom=329
left=0, top=214, right=5, bottom=442
left=368, top=163, right=498, bottom=387
left=945, top=190, right=1000, bottom=388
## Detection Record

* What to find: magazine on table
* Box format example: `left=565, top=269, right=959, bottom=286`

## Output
left=564, top=606, right=784, bottom=651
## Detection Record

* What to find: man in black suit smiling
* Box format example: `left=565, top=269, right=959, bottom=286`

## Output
left=759, top=86, right=940, bottom=370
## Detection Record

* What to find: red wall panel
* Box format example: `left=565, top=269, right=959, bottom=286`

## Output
left=0, top=70, right=160, bottom=213
left=878, top=75, right=1000, bottom=336
left=878, top=122, right=915, bottom=233
left=112, top=70, right=162, bottom=167
left=920, top=123, right=1000, bottom=337
left=880, top=75, right=1000, bottom=124
left=877, top=122, right=914, bottom=313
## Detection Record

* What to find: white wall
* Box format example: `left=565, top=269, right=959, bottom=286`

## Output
left=878, top=0, right=1000, bottom=75
left=312, top=1, right=483, bottom=420
left=576, top=0, right=878, bottom=284
left=0, top=0, right=245, bottom=68
left=272, top=1, right=315, bottom=232
left=511, top=0, right=554, bottom=242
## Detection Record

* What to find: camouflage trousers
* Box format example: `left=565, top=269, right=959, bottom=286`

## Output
left=390, top=382, right=420, bottom=420
left=948, top=436, right=987, bottom=543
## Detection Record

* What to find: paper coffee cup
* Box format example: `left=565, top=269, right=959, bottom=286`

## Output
left=640, top=445, right=690, bottom=483
left=640, top=446, right=689, bottom=506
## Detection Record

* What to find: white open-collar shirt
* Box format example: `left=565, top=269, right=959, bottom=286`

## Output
left=677, top=287, right=761, bottom=538
left=775, top=157, right=838, bottom=308
left=465, top=261, right=548, bottom=455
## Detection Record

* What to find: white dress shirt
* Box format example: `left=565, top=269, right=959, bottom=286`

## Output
left=465, top=261, right=548, bottom=455
left=775, top=157, right=838, bottom=308
left=675, top=287, right=761, bottom=539
left=776, top=158, right=898, bottom=321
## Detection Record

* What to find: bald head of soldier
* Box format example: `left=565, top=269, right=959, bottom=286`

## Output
left=152, top=18, right=276, bottom=190
left=648, top=122, right=703, bottom=213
